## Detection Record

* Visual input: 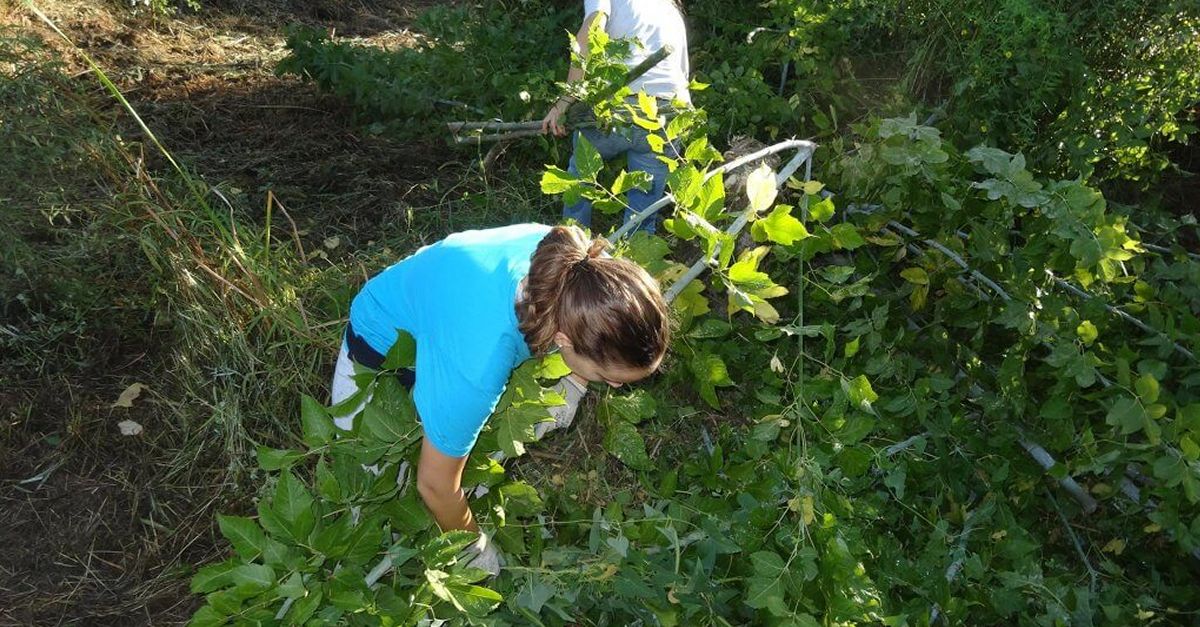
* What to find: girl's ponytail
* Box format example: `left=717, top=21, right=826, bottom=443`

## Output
left=519, top=225, right=669, bottom=369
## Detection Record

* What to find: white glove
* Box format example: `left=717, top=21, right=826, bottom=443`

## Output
left=463, top=529, right=503, bottom=577
left=534, top=375, right=588, bottom=439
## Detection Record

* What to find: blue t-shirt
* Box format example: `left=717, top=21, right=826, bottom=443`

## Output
left=349, top=223, right=553, bottom=457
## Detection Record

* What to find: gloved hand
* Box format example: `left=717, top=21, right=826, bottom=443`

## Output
left=463, top=528, right=504, bottom=577
left=534, top=374, right=588, bottom=439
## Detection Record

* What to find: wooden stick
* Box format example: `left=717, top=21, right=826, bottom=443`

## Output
left=589, top=45, right=672, bottom=104
left=447, top=46, right=673, bottom=144
left=453, top=129, right=545, bottom=144
left=447, top=120, right=543, bottom=132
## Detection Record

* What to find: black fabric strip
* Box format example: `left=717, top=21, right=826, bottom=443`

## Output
left=344, top=323, right=417, bottom=390
left=345, top=321, right=386, bottom=370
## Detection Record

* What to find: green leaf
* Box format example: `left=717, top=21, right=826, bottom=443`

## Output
left=381, top=330, right=417, bottom=370
left=301, top=395, right=335, bottom=447
left=1182, top=435, right=1200, bottom=461
left=745, top=552, right=787, bottom=614
left=755, top=204, right=809, bottom=245
left=229, top=563, right=275, bottom=593
left=600, top=389, right=657, bottom=424
left=278, top=572, right=305, bottom=599
left=383, top=491, right=435, bottom=536
left=575, top=135, right=603, bottom=179
left=342, top=517, right=386, bottom=566
left=691, top=352, right=734, bottom=409
left=668, top=164, right=704, bottom=210
left=188, top=604, right=226, bottom=627
left=750, top=550, right=786, bottom=577
left=1105, top=397, right=1145, bottom=435
left=603, top=420, right=651, bottom=469
left=286, top=590, right=322, bottom=624
left=498, top=481, right=545, bottom=517
left=421, top=530, right=478, bottom=567
left=274, top=471, right=316, bottom=541
left=745, top=163, right=778, bottom=213
left=493, top=402, right=547, bottom=458
left=612, top=170, right=652, bottom=195
left=688, top=317, right=733, bottom=340
left=697, top=173, right=726, bottom=222
left=885, top=465, right=907, bottom=499
left=1135, top=373, right=1160, bottom=404
left=845, top=375, right=879, bottom=411
left=360, top=395, right=419, bottom=446
left=312, top=514, right=354, bottom=558
left=191, top=559, right=239, bottom=594
left=830, top=223, right=866, bottom=250
left=540, top=166, right=581, bottom=194
left=427, top=568, right=503, bottom=615
left=808, top=196, right=835, bottom=222
left=534, top=353, right=572, bottom=380
left=624, top=231, right=673, bottom=275
left=328, top=566, right=368, bottom=610
left=217, top=515, right=267, bottom=560
left=315, top=458, right=342, bottom=502
left=256, top=446, right=304, bottom=471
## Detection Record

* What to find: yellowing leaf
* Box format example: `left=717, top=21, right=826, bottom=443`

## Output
left=800, top=495, right=815, bottom=526
left=900, top=267, right=928, bottom=285
left=753, top=299, right=781, bottom=324
left=801, top=180, right=825, bottom=195
left=637, top=91, right=657, bottom=119
left=112, top=383, right=148, bottom=408
left=646, top=133, right=666, bottom=154
left=1134, top=373, right=1159, bottom=404
left=1077, top=320, right=1098, bottom=345
left=745, top=163, right=778, bottom=213
left=1102, top=538, right=1126, bottom=554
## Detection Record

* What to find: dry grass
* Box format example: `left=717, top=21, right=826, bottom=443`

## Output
left=0, top=1, right=499, bottom=623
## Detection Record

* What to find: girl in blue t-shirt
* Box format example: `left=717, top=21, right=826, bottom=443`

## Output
left=329, top=223, right=670, bottom=574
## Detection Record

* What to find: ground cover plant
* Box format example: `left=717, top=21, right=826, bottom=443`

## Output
left=3, top=0, right=1199, bottom=624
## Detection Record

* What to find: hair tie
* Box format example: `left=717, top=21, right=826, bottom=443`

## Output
left=586, top=238, right=609, bottom=259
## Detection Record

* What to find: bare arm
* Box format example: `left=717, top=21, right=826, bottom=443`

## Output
left=542, top=11, right=608, bottom=136
left=415, top=437, right=477, bottom=533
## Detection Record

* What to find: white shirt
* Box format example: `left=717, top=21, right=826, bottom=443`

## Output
left=584, top=0, right=691, bottom=105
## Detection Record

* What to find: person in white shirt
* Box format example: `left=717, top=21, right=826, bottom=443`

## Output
left=541, top=0, right=691, bottom=234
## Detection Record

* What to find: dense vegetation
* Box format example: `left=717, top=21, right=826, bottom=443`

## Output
left=4, top=0, right=1198, bottom=624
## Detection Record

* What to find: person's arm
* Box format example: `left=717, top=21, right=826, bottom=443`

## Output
left=542, top=10, right=608, bottom=137
left=415, top=437, right=476, bottom=532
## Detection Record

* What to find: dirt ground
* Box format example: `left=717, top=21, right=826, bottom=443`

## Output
left=0, top=1, right=467, bottom=623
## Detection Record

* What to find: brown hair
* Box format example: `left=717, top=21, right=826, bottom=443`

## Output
left=518, top=225, right=670, bottom=370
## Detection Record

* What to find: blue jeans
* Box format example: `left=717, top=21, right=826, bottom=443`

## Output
left=563, top=127, right=678, bottom=234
